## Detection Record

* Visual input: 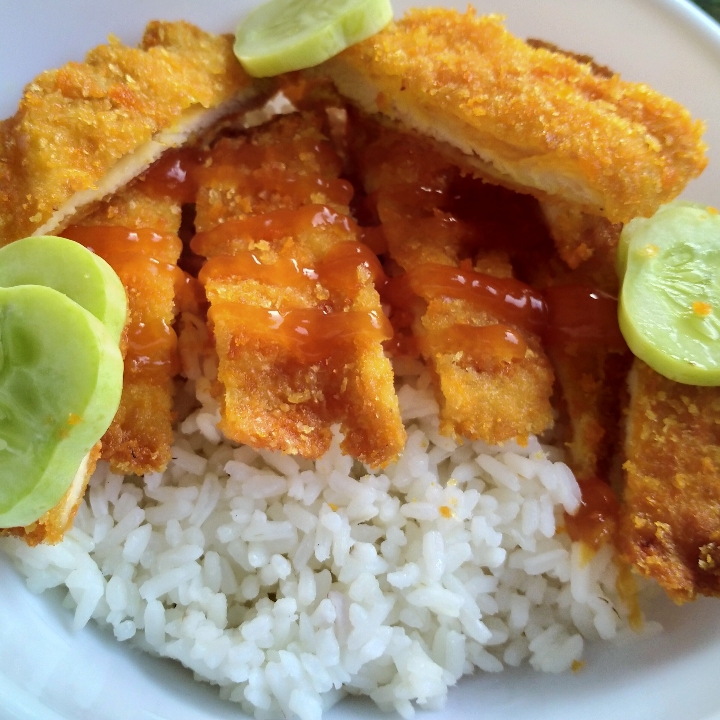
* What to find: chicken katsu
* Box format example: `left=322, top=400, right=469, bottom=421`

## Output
left=321, top=8, right=706, bottom=225
left=189, top=111, right=406, bottom=466
left=619, top=361, right=720, bottom=603
left=0, top=20, right=265, bottom=542
left=350, top=119, right=555, bottom=444
left=317, top=7, right=719, bottom=603
left=0, top=5, right=718, bottom=617
left=0, top=20, right=265, bottom=246
left=62, top=186, right=184, bottom=476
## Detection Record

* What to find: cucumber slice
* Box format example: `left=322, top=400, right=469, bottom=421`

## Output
left=234, top=0, right=393, bottom=77
left=0, top=285, right=123, bottom=528
left=619, top=201, right=720, bottom=385
left=0, top=236, right=127, bottom=344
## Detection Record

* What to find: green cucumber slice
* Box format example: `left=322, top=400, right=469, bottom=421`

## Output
left=619, top=201, right=720, bottom=385
left=0, top=236, right=127, bottom=344
left=234, top=0, right=393, bottom=77
left=0, top=285, right=123, bottom=528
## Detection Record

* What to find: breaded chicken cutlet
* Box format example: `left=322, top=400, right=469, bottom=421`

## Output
left=63, top=184, right=184, bottom=476
left=619, top=362, right=720, bottom=603
left=0, top=20, right=269, bottom=544
left=1, top=4, right=714, bottom=604
left=0, top=20, right=268, bottom=246
left=319, top=7, right=707, bottom=227
left=351, top=119, right=555, bottom=444
left=190, top=112, right=406, bottom=467
left=316, top=9, right=720, bottom=607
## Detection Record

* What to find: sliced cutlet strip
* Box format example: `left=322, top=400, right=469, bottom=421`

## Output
left=63, top=184, right=182, bottom=475
left=619, top=360, right=720, bottom=603
left=0, top=20, right=268, bottom=245
left=319, top=8, right=706, bottom=224
left=358, top=122, right=554, bottom=444
left=191, top=112, right=405, bottom=467
left=2, top=445, right=102, bottom=546
left=522, top=217, right=631, bottom=483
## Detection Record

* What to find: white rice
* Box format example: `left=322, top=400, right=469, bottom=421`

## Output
left=0, top=351, right=646, bottom=719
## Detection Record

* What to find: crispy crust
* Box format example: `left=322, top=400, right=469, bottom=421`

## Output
left=620, top=361, right=720, bottom=603
left=1, top=443, right=101, bottom=546
left=320, top=8, right=707, bottom=224
left=0, top=20, right=266, bottom=244
left=0, top=21, right=269, bottom=542
left=352, top=119, right=555, bottom=445
left=193, top=113, right=406, bottom=467
left=68, top=185, right=183, bottom=476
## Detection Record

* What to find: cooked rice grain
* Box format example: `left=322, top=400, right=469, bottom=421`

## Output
left=1, top=363, right=639, bottom=719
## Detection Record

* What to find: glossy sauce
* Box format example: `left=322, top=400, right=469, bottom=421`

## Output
left=202, top=240, right=388, bottom=356
left=564, top=477, right=619, bottom=551
left=211, top=304, right=392, bottom=363
left=141, top=147, right=206, bottom=204
left=200, top=252, right=318, bottom=293
left=544, top=284, right=626, bottom=349
left=316, top=241, right=386, bottom=299
left=62, top=225, right=180, bottom=380
left=63, top=225, right=182, bottom=262
left=382, top=267, right=625, bottom=357
left=192, top=204, right=356, bottom=257
left=382, top=264, right=548, bottom=335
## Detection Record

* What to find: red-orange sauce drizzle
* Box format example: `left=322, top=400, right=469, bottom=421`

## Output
left=140, top=147, right=206, bottom=204
left=381, top=266, right=625, bottom=359
left=62, top=225, right=182, bottom=261
left=200, top=252, right=317, bottom=292
left=191, top=205, right=355, bottom=257
left=316, top=241, right=386, bottom=297
left=62, top=225, right=180, bottom=380
left=382, top=264, right=547, bottom=335
left=564, top=477, right=619, bottom=551
left=544, top=284, right=626, bottom=349
left=211, top=304, right=392, bottom=363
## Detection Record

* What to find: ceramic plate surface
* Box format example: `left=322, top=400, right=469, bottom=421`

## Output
left=1, top=1, right=720, bottom=719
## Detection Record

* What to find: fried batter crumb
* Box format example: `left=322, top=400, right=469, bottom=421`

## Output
left=0, top=20, right=260, bottom=245
left=321, top=8, right=707, bottom=223
left=620, top=361, right=720, bottom=603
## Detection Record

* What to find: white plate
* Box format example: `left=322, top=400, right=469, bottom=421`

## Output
left=1, top=1, right=720, bottom=719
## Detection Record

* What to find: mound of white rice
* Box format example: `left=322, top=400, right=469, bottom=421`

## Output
left=0, top=354, right=643, bottom=720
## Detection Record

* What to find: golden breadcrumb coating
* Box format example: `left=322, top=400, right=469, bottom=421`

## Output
left=64, top=182, right=183, bottom=475
left=426, top=298, right=555, bottom=444
left=619, top=361, right=720, bottom=603
left=356, top=121, right=554, bottom=444
left=193, top=113, right=405, bottom=467
left=2, top=443, right=101, bottom=546
left=540, top=198, right=623, bottom=271
left=0, top=20, right=257, bottom=244
left=322, top=8, right=707, bottom=224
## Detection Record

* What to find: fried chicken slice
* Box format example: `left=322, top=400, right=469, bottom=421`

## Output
left=1, top=445, right=101, bottom=546
left=547, top=342, right=631, bottom=483
left=192, top=112, right=405, bottom=467
left=320, top=7, right=707, bottom=224
left=0, top=20, right=267, bottom=245
left=619, top=360, right=720, bottom=603
left=540, top=197, right=624, bottom=274
left=523, top=220, right=631, bottom=483
left=63, top=184, right=183, bottom=475
left=357, top=123, right=554, bottom=444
